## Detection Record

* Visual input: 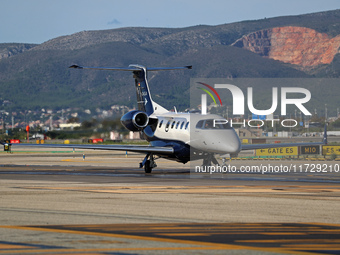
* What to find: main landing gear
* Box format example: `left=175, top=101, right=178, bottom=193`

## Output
left=140, top=153, right=157, bottom=173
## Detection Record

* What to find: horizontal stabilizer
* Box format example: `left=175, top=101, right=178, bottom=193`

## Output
left=69, top=65, right=141, bottom=71
left=147, top=66, right=192, bottom=71
left=69, top=64, right=192, bottom=72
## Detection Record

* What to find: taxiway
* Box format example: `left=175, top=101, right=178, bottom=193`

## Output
left=0, top=148, right=339, bottom=254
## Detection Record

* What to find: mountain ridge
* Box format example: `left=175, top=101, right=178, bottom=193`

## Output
left=0, top=9, right=339, bottom=116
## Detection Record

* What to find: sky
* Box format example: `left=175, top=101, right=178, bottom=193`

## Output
left=1, top=0, right=339, bottom=44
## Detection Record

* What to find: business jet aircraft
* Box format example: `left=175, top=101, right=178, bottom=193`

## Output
left=1, top=64, right=327, bottom=173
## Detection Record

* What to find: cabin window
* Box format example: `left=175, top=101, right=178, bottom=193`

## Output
left=171, top=121, right=176, bottom=129
left=159, top=120, right=163, bottom=128
left=165, top=121, right=170, bottom=132
left=176, top=121, right=180, bottom=129
left=180, top=121, right=185, bottom=129
left=185, top=122, right=189, bottom=130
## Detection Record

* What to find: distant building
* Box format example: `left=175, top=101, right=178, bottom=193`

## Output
left=129, top=131, right=140, bottom=140
left=110, top=131, right=121, bottom=140
left=59, top=123, right=81, bottom=130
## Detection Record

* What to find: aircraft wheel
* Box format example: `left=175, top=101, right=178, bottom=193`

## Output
left=144, top=160, right=152, bottom=173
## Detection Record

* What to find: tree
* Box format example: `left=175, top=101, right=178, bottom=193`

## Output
left=67, top=117, right=80, bottom=123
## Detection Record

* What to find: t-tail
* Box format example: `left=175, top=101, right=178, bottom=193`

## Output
left=69, top=64, right=192, bottom=115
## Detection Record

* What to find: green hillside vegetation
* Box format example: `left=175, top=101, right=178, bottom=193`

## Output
left=0, top=10, right=339, bottom=115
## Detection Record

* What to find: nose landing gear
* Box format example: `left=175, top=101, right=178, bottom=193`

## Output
left=202, top=154, right=219, bottom=167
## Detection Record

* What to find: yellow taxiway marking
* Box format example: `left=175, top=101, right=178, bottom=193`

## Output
left=1, top=223, right=340, bottom=255
left=307, top=222, right=340, bottom=227
left=282, top=244, right=340, bottom=248
left=237, top=239, right=340, bottom=243
left=0, top=225, right=246, bottom=251
left=0, top=246, right=245, bottom=254
left=0, top=244, right=35, bottom=250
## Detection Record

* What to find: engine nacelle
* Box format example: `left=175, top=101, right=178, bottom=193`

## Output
left=120, top=110, right=149, bottom=131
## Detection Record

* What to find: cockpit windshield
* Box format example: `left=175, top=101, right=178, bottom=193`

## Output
left=195, top=119, right=231, bottom=129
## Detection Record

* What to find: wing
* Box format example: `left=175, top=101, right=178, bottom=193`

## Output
left=7, top=143, right=174, bottom=155
left=242, top=124, right=328, bottom=151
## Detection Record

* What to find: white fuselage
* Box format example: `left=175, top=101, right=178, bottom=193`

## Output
left=150, top=112, right=241, bottom=155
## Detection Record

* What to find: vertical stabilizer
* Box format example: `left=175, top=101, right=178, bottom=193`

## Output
left=130, top=64, right=192, bottom=115
left=130, top=65, right=156, bottom=115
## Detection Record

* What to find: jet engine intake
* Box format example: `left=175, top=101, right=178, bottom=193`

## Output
left=121, top=110, right=149, bottom=131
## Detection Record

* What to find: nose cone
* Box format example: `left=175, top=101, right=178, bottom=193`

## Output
left=221, top=130, right=241, bottom=154
left=198, top=129, right=241, bottom=154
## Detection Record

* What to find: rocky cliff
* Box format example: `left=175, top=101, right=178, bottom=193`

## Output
left=232, top=26, right=340, bottom=68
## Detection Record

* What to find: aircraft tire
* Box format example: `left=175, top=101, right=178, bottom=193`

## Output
left=144, top=160, right=152, bottom=173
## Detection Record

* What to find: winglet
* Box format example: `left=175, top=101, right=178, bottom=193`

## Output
left=69, top=65, right=83, bottom=69
left=323, top=123, right=328, bottom=144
